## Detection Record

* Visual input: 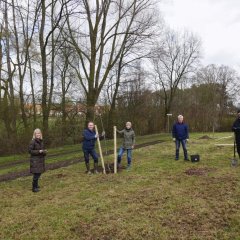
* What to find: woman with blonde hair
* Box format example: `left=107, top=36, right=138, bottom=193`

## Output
left=117, top=121, right=135, bottom=170
left=28, top=129, right=47, bottom=192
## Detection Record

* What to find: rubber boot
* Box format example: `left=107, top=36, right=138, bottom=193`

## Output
left=94, top=163, right=99, bottom=174
left=117, top=156, right=122, bottom=169
left=36, top=180, right=40, bottom=189
left=32, top=181, right=39, bottom=193
left=85, top=163, right=91, bottom=175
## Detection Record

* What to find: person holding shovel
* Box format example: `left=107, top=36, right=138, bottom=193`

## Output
left=232, top=110, right=240, bottom=158
left=117, top=122, right=135, bottom=170
left=172, top=115, right=189, bottom=161
left=82, top=121, right=105, bottom=174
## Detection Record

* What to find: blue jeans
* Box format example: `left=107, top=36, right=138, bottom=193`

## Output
left=83, top=149, right=98, bottom=164
left=175, top=139, right=188, bottom=160
left=117, top=147, right=132, bottom=166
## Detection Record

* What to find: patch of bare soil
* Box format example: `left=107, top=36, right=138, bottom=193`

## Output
left=0, top=140, right=165, bottom=182
left=185, top=167, right=216, bottom=176
left=198, top=135, right=212, bottom=140
left=56, top=173, right=67, bottom=178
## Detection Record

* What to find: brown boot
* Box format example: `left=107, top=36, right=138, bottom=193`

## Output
left=94, top=163, right=99, bottom=174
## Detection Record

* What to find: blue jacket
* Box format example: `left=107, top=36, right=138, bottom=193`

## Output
left=82, top=129, right=97, bottom=150
left=172, top=122, right=189, bottom=140
left=232, top=118, right=240, bottom=142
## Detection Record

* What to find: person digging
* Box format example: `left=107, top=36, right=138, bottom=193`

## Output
left=172, top=115, right=189, bottom=161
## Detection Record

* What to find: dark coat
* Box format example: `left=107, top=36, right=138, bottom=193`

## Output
left=29, top=138, right=46, bottom=173
left=232, top=118, right=240, bottom=143
left=82, top=128, right=104, bottom=150
left=82, top=129, right=97, bottom=150
left=172, top=122, right=189, bottom=140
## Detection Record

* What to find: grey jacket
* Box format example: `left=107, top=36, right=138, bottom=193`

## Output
left=117, top=128, right=135, bottom=149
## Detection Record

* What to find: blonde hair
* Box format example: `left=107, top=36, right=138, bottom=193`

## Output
left=33, top=128, right=43, bottom=140
left=126, top=121, right=132, bottom=127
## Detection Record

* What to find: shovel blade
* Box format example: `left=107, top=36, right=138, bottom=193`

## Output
left=231, top=158, right=238, bottom=167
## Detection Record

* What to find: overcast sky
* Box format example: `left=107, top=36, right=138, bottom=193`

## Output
left=159, top=0, right=240, bottom=71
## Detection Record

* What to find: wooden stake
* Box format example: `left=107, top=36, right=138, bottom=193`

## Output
left=114, top=126, right=117, bottom=174
left=95, top=125, right=106, bottom=174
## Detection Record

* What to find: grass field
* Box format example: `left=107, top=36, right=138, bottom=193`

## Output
left=0, top=133, right=166, bottom=176
left=0, top=132, right=240, bottom=240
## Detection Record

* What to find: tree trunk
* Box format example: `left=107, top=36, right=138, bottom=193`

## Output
left=28, top=56, right=37, bottom=127
left=39, top=0, right=49, bottom=141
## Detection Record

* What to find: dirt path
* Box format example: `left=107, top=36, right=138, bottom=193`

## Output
left=0, top=140, right=165, bottom=182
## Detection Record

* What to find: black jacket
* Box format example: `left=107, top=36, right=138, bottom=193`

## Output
left=29, top=138, right=46, bottom=173
left=232, top=118, right=240, bottom=142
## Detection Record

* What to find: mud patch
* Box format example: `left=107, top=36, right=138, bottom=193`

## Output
left=56, top=173, right=67, bottom=178
left=198, top=135, right=212, bottom=140
left=185, top=167, right=215, bottom=176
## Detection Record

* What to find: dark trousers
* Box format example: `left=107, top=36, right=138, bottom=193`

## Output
left=33, top=173, right=41, bottom=181
left=83, top=149, right=98, bottom=164
left=32, top=173, right=41, bottom=189
left=175, top=139, right=188, bottom=160
left=237, top=143, right=240, bottom=158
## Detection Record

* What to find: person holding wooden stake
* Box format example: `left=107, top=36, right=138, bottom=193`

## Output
left=117, top=122, right=135, bottom=170
left=82, top=121, right=105, bottom=174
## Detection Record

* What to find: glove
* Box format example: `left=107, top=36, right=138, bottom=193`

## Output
left=95, top=134, right=99, bottom=138
left=173, top=138, right=176, bottom=142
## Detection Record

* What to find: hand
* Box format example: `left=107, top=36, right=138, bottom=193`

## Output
left=132, top=145, right=134, bottom=149
left=39, top=150, right=43, bottom=153
left=186, top=139, right=189, bottom=142
left=95, top=134, right=99, bottom=138
left=173, top=138, right=176, bottom=142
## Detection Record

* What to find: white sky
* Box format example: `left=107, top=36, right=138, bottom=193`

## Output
left=159, top=0, right=240, bottom=71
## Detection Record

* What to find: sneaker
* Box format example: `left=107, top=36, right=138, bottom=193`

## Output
left=126, top=165, right=132, bottom=171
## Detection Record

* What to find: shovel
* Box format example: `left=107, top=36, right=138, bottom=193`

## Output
left=231, top=136, right=238, bottom=167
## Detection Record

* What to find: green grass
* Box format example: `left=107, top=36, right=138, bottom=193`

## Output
left=0, top=132, right=240, bottom=240
left=0, top=133, right=168, bottom=175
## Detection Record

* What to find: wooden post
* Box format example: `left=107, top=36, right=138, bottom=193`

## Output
left=95, top=125, right=106, bottom=174
left=114, top=126, right=117, bottom=174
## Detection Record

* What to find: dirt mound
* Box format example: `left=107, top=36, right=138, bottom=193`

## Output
left=185, top=167, right=215, bottom=176
left=198, top=135, right=212, bottom=140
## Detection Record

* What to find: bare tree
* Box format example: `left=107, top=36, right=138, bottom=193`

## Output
left=151, top=29, right=201, bottom=129
left=65, top=0, right=156, bottom=123
left=195, top=64, right=239, bottom=131
left=39, top=0, right=70, bottom=140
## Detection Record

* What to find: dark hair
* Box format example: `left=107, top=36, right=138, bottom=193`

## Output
left=87, top=121, right=94, bottom=125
